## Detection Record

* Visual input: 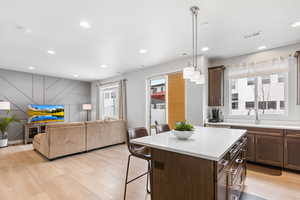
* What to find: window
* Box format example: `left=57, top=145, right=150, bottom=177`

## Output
left=232, top=93, right=239, bottom=101
left=230, top=77, right=255, bottom=115
left=232, top=102, right=238, bottom=110
left=262, top=75, right=271, bottom=84
left=258, top=101, right=267, bottom=110
left=245, top=101, right=255, bottom=109
left=278, top=75, right=285, bottom=83
left=257, top=74, right=285, bottom=115
left=231, top=80, right=236, bottom=90
left=247, top=78, right=255, bottom=86
left=100, top=85, right=119, bottom=120
left=268, top=101, right=277, bottom=109
left=230, top=73, right=287, bottom=116
left=280, top=101, right=285, bottom=110
left=152, top=88, right=157, bottom=93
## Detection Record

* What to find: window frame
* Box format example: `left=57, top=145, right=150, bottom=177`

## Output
left=99, top=84, right=120, bottom=120
left=227, top=72, right=288, bottom=119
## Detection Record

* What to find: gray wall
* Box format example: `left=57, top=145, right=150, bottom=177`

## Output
left=91, top=56, right=209, bottom=129
left=0, top=69, right=91, bottom=142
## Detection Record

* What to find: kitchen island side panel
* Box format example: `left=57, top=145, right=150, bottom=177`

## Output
left=150, top=148, right=216, bottom=200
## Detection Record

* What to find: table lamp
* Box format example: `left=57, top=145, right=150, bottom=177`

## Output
left=0, top=101, right=10, bottom=110
left=82, top=104, right=92, bottom=121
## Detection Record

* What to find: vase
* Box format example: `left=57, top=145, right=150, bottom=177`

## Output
left=172, top=130, right=194, bottom=140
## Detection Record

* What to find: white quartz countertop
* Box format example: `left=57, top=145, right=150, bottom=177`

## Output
left=206, top=122, right=300, bottom=130
left=131, top=127, right=247, bottom=161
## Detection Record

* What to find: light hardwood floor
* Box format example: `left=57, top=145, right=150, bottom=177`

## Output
left=0, top=144, right=300, bottom=200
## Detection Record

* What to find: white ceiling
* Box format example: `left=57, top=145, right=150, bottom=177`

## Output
left=0, top=0, right=300, bottom=81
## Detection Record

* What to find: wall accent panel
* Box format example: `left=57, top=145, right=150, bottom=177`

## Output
left=0, top=69, right=91, bottom=141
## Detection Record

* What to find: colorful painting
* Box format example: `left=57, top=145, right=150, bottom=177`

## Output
left=28, top=104, right=64, bottom=123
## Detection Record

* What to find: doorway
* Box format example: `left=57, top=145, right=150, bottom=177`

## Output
left=147, top=71, right=185, bottom=134
left=149, top=77, right=167, bottom=135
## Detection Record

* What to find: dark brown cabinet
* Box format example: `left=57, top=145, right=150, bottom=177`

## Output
left=296, top=51, right=300, bottom=105
left=284, top=130, right=300, bottom=170
left=246, top=134, right=256, bottom=162
left=150, top=137, right=247, bottom=200
left=231, top=126, right=284, bottom=168
left=210, top=124, right=300, bottom=170
left=255, top=134, right=284, bottom=167
left=208, top=66, right=225, bottom=106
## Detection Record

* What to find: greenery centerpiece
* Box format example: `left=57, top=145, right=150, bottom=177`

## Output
left=174, top=121, right=194, bottom=131
left=173, top=121, right=194, bottom=140
left=0, top=112, right=19, bottom=147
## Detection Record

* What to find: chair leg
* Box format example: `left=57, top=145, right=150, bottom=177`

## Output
left=146, top=160, right=151, bottom=194
left=124, top=154, right=132, bottom=200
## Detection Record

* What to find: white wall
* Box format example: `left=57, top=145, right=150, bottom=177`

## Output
left=91, top=56, right=209, bottom=128
left=210, top=42, right=300, bottom=123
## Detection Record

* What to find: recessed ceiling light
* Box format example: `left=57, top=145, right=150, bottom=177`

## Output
left=201, top=47, right=209, bottom=52
left=47, top=50, right=56, bottom=55
left=257, top=45, right=266, bottom=50
left=139, top=49, right=148, bottom=54
left=80, top=21, right=91, bottom=29
left=291, top=21, right=300, bottom=28
left=25, top=28, right=32, bottom=34
left=16, top=25, right=32, bottom=34
left=100, top=64, right=108, bottom=68
left=73, top=74, right=79, bottom=78
left=28, top=66, right=35, bottom=70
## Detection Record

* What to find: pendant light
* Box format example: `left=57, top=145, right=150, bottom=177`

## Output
left=183, top=6, right=205, bottom=85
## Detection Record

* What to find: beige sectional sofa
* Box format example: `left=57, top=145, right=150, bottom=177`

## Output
left=86, top=120, right=126, bottom=151
left=33, top=120, right=126, bottom=160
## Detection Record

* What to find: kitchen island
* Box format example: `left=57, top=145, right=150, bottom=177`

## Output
left=131, top=127, right=247, bottom=200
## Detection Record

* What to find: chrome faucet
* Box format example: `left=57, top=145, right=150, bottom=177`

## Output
left=247, top=108, right=260, bottom=124
left=255, top=108, right=260, bottom=124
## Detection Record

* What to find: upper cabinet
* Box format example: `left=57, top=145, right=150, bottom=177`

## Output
left=296, top=51, right=300, bottom=105
left=208, top=66, right=225, bottom=106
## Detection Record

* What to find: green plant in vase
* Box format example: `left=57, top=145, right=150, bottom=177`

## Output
left=173, top=121, right=194, bottom=140
left=174, top=121, right=194, bottom=131
left=0, top=112, right=19, bottom=147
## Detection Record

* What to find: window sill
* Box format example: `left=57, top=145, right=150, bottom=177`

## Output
left=225, top=113, right=288, bottom=121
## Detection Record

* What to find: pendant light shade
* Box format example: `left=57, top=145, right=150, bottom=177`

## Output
left=183, top=67, right=195, bottom=79
left=190, top=71, right=204, bottom=84
left=196, top=74, right=205, bottom=85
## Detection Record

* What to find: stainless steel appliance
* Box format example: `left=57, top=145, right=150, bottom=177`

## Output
left=209, top=108, right=223, bottom=122
left=217, top=136, right=247, bottom=200
left=227, top=137, right=247, bottom=200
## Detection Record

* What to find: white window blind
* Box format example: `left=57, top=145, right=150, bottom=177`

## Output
left=227, top=57, right=292, bottom=79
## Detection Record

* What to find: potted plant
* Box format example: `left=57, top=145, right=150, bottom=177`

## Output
left=173, top=121, right=194, bottom=140
left=0, top=112, right=19, bottom=148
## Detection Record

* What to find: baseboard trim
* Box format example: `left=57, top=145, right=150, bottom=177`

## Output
left=8, top=139, right=24, bottom=145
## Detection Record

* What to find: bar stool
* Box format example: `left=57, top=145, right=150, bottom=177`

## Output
left=155, top=123, right=171, bottom=134
left=124, top=127, right=151, bottom=200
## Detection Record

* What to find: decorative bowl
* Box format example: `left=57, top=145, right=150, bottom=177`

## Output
left=172, top=130, right=194, bottom=140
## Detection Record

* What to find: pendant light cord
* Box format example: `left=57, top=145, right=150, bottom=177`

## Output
left=191, top=6, right=199, bottom=71
left=192, top=11, right=195, bottom=68
left=195, top=10, right=198, bottom=70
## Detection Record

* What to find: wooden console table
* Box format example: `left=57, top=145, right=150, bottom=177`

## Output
left=24, top=123, right=47, bottom=144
